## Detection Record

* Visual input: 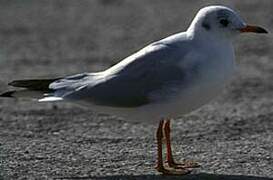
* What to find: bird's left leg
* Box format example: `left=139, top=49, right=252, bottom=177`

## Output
left=163, top=119, right=200, bottom=169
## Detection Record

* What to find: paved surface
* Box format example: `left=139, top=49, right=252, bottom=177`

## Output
left=0, top=1, right=272, bottom=179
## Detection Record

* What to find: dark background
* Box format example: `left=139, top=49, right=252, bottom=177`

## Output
left=0, top=0, right=272, bottom=179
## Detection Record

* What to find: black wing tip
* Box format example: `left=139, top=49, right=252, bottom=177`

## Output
left=0, top=91, right=16, bottom=98
left=8, top=81, right=18, bottom=86
left=8, top=80, right=31, bottom=87
left=7, top=78, right=60, bottom=91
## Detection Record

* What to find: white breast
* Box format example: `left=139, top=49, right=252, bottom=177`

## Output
left=125, top=41, right=235, bottom=122
left=163, top=40, right=235, bottom=117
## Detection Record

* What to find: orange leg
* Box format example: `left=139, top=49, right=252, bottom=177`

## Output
left=164, top=119, right=200, bottom=169
left=164, top=119, right=177, bottom=167
left=155, top=119, right=191, bottom=175
left=155, top=120, right=165, bottom=171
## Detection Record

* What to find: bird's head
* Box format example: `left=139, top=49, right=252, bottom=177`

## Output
left=187, top=5, right=268, bottom=40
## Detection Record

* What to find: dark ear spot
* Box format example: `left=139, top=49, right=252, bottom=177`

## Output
left=219, top=19, right=229, bottom=27
left=202, top=22, right=210, bottom=30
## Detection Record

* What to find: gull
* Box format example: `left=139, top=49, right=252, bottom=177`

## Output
left=1, top=5, right=267, bottom=175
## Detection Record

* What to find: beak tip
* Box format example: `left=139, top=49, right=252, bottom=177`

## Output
left=240, top=25, right=268, bottom=34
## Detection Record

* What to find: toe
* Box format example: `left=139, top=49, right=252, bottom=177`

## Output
left=181, top=160, right=201, bottom=168
left=163, top=167, right=192, bottom=175
left=165, top=160, right=201, bottom=169
left=157, top=165, right=192, bottom=175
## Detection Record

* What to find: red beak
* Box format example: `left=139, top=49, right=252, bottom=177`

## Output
left=240, top=25, right=268, bottom=33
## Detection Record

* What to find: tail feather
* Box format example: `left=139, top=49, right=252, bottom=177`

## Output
left=0, top=90, right=16, bottom=98
left=0, top=90, right=45, bottom=99
left=1, top=78, right=61, bottom=100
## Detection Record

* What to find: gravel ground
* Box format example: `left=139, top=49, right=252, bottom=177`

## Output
left=0, top=0, right=272, bottom=179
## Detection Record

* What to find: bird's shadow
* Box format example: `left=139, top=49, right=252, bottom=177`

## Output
left=58, top=173, right=273, bottom=180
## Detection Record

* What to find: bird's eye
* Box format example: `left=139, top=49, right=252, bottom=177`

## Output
left=219, top=19, right=229, bottom=27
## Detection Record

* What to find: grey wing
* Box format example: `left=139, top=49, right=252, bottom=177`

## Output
left=64, top=43, right=192, bottom=107
left=49, top=72, right=100, bottom=97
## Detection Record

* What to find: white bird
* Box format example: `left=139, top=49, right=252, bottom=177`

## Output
left=1, top=5, right=267, bottom=175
